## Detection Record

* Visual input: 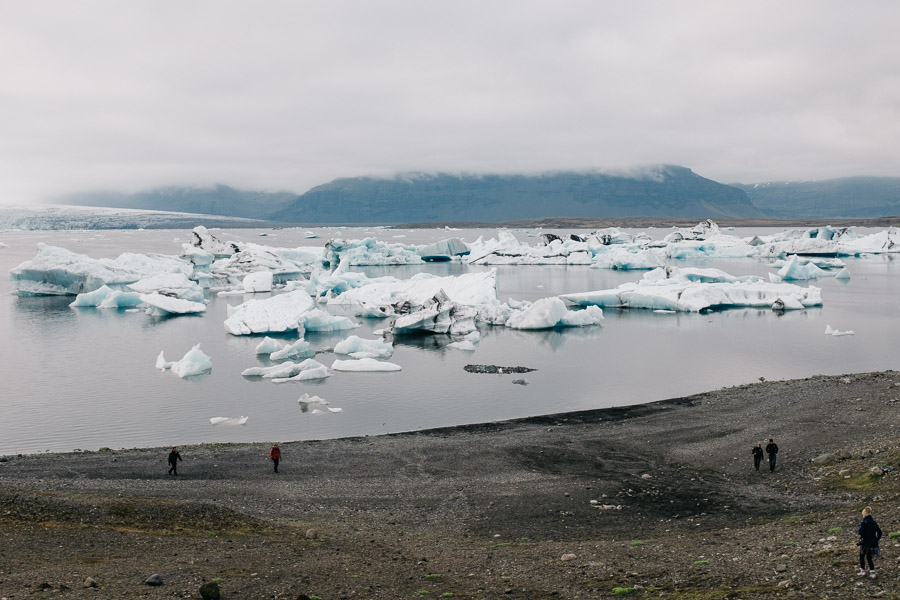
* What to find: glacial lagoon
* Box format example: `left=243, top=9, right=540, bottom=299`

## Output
left=1, top=225, right=899, bottom=455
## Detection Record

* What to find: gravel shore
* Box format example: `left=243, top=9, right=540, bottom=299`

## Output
left=2, top=371, right=900, bottom=599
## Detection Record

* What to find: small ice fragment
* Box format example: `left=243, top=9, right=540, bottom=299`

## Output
left=825, top=324, right=854, bottom=337
left=209, top=416, right=249, bottom=426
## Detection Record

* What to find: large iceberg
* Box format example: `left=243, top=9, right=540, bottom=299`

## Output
left=561, top=267, right=822, bottom=312
left=224, top=290, right=316, bottom=335
left=391, top=291, right=478, bottom=335
left=327, top=270, right=498, bottom=311
left=467, top=231, right=592, bottom=265
left=156, top=344, right=212, bottom=378
left=325, top=237, right=423, bottom=267
left=128, top=272, right=204, bottom=302
left=10, top=244, right=191, bottom=296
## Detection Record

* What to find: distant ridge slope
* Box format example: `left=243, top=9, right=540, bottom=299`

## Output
left=734, top=177, right=900, bottom=219
left=271, top=166, right=762, bottom=224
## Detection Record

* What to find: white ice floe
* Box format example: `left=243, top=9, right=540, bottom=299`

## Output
left=243, top=358, right=326, bottom=380
left=561, top=266, right=822, bottom=313
left=69, top=285, right=143, bottom=308
left=301, top=309, right=359, bottom=332
left=10, top=243, right=192, bottom=296
left=128, top=272, right=204, bottom=302
left=255, top=336, right=285, bottom=355
left=591, top=247, right=666, bottom=270
left=416, top=237, right=470, bottom=261
left=270, top=339, right=315, bottom=361
left=272, top=364, right=331, bottom=382
left=505, top=297, right=604, bottom=329
left=140, top=293, right=207, bottom=316
left=777, top=255, right=829, bottom=280
left=297, top=393, right=342, bottom=414
left=328, top=270, right=498, bottom=314
left=331, top=358, right=402, bottom=372
left=243, top=271, right=274, bottom=293
left=209, top=416, right=249, bottom=426
left=325, top=237, right=423, bottom=267
left=156, top=344, right=212, bottom=378
left=224, top=290, right=316, bottom=335
left=467, top=231, right=591, bottom=265
left=334, top=335, right=394, bottom=359
left=825, top=324, right=855, bottom=336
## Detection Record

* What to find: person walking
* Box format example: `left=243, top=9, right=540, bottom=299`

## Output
left=857, top=506, right=882, bottom=578
left=269, top=443, right=282, bottom=473
left=765, top=438, right=779, bottom=472
left=167, top=446, right=182, bottom=475
left=752, top=442, right=764, bottom=471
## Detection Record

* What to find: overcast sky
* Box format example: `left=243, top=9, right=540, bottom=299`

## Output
left=1, top=1, right=898, bottom=204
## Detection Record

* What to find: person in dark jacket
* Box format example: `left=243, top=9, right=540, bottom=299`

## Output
left=752, top=443, right=764, bottom=471
left=857, top=506, right=882, bottom=578
left=269, top=443, right=282, bottom=473
left=765, top=439, right=778, bottom=472
left=167, top=447, right=182, bottom=475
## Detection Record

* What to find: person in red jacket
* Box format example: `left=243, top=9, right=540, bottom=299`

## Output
left=269, top=443, right=282, bottom=473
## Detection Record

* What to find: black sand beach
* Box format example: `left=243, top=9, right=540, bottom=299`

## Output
left=2, top=371, right=900, bottom=598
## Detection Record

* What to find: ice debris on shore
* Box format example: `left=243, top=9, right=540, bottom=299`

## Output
left=156, top=344, right=212, bottom=378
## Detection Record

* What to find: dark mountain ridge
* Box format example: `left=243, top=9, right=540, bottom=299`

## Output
left=54, top=168, right=900, bottom=224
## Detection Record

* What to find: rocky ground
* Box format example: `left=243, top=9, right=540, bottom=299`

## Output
left=2, top=371, right=900, bottom=599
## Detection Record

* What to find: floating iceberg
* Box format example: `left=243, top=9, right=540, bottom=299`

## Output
left=332, top=358, right=402, bottom=372
left=209, top=416, right=249, bottom=426
left=334, top=335, right=394, bottom=359
left=301, top=309, right=359, bottom=332
left=224, top=290, right=316, bottom=335
left=467, top=231, right=591, bottom=265
left=392, top=291, right=478, bottom=335
left=328, top=270, right=498, bottom=311
left=416, top=237, right=470, bottom=261
left=270, top=339, right=316, bottom=361
left=777, top=255, right=829, bottom=280
left=189, top=226, right=240, bottom=257
left=255, top=336, right=286, bottom=355
left=325, top=237, right=423, bottom=267
left=241, top=358, right=322, bottom=379
left=156, top=344, right=212, bottom=378
left=272, top=364, right=331, bottom=382
left=140, top=293, right=207, bottom=317
left=506, top=297, right=604, bottom=330
left=825, top=324, right=855, bottom=336
left=128, top=272, right=204, bottom=302
left=69, top=285, right=143, bottom=308
left=591, top=247, right=666, bottom=270
left=561, top=267, right=822, bottom=312
left=243, top=271, right=274, bottom=293
left=297, top=393, right=342, bottom=414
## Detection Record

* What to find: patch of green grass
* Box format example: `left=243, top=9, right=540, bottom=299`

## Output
left=520, top=536, right=529, bottom=541
left=785, top=541, right=798, bottom=547
left=889, top=532, right=900, bottom=539
left=417, top=590, right=430, bottom=596
left=212, top=577, right=224, bottom=584
left=826, top=527, right=842, bottom=534
left=631, top=540, right=645, bottom=546
left=611, top=587, right=634, bottom=596
left=424, top=574, right=441, bottom=580
left=350, top=574, right=359, bottom=578
left=827, top=471, right=884, bottom=490
left=205, top=530, right=218, bottom=537
left=788, top=515, right=801, bottom=521
left=693, top=559, right=710, bottom=566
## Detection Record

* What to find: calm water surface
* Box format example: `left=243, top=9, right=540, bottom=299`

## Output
left=1, top=226, right=898, bottom=454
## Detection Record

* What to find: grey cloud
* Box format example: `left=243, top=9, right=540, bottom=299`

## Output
left=0, top=1, right=898, bottom=204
